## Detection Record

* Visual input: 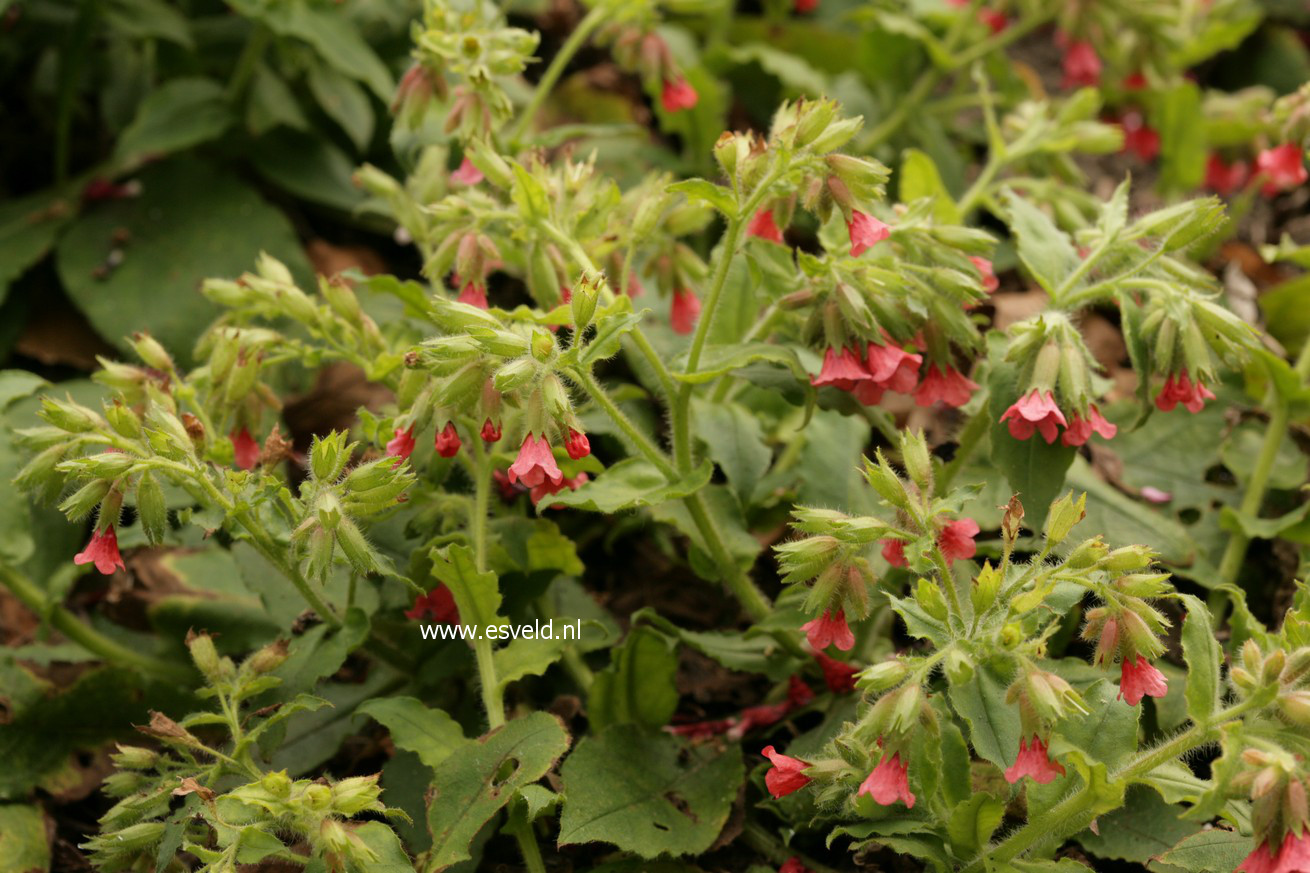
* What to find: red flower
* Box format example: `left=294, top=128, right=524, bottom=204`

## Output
left=1119, top=656, right=1169, bottom=706
left=801, top=609, right=855, bottom=652
left=762, top=746, right=812, bottom=798
left=881, top=539, right=907, bottom=568
left=747, top=208, right=785, bottom=243
left=451, top=157, right=484, bottom=186
left=1155, top=369, right=1216, bottom=414
left=858, top=752, right=915, bottom=808
left=1000, top=389, right=1067, bottom=443
left=1060, top=37, right=1102, bottom=88
left=1004, top=736, right=1066, bottom=784
left=508, top=433, right=563, bottom=489
left=530, top=472, right=589, bottom=508
left=978, top=8, right=1007, bottom=33
left=970, top=256, right=999, bottom=293
left=1123, top=71, right=1148, bottom=90
left=1206, top=154, right=1250, bottom=196
left=780, top=859, right=813, bottom=873
left=565, top=428, right=590, bottom=460
left=386, top=425, right=416, bottom=461
left=671, top=289, right=701, bottom=334
left=1239, top=830, right=1310, bottom=873
left=815, top=652, right=858, bottom=694
left=480, top=418, right=502, bottom=443
left=1256, top=144, right=1307, bottom=196
left=863, top=340, right=922, bottom=394
left=493, top=469, right=524, bottom=501
left=847, top=210, right=890, bottom=257
left=231, top=427, right=259, bottom=471
left=75, top=526, right=126, bottom=575
left=811, top=347, right=871, bottom=391
left=787, top=674, right=815, bottom=708
left=914, top=364, right=978, bottom=408
left=1061, top=405, right=1117, bottom=446
left=434, top=421, right=462, bottom=458
left=661, top=77, right=699, bottom=113
left=405, top=585, right=460, bottom=623
left=939, top=518, right=980, bottom=563
left=1119, top=111, right=1161, bottom=162
left=458, top=281, right=488, bottom=309
left=793, top=0, right=818, bottom=12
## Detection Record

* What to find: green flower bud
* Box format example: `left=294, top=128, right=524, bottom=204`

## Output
left=130, top=332, right=174, bottom=373
left=112, top=745, right=159, bottom=770
left=336, top=519, right=380, bottom=575
left=321, top=279, right=362, bottom=322
left=59, top=478, right=113, bottom=521
left=944, top=649, right=974, bottom=685
left=808, top=116, right=864, bottom=154
left=353, top=164, right=402, bottom=198
left=1064, top=537, right=1108, bottom=569
left=1279, top=691, right=1310, bottom=727
left=304, top=783, right=333, bottom=810
left=570, top=276, right=600, bottom=331
left=914, top=578, right=948, bottom=622
left=862, top=451, right=908, bottom=508
left=856, top=659, right=909, bottom=693
left=972, top=561, right=1001, bottom=614
left=793, top=98, right=838, bottom=148
left=309, top=433, right=352, bottom=483
left=465, top=137, right=514, bottom=189
left=493, top=358, right=537, bottom=393
left=331, top=775, right=383, bottom=816
left=1045, top=491, right=1086, bottom=546
left=105, top=403, right=141, bottom=439
left=136, top=472, right=167, bottom=545
left=246, top=639, right=289, bottom=674
left=900, top=430, right=932, bottom=492
left=15, top=442, right=70, bottom=503
left=40, top=395, right=103, bottom=433
left=1099, top=546, right=1154, bottom=573
left=186, top=631, right=224, bottom=682
left=262, top=770, right=293, bottom=798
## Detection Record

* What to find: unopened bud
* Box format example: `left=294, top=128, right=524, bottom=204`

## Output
left=493, top=358, right=537, bottom=393
left=900, top=431, right=932, bottom=491
left=1045, top=491, right=1086, bottom=546
left=186, top=631, right=223, bottom=681
left=247, top=639, right=289, bottom=674
left=41, top=396, right=102, bottom=433
left=914, top=578, right=948, bottom=622
left=571, top=276, right=600, bottom=331
left=131, top=332, right=174, bottom=372
left=1279, top=691, right=1310, bottom=727
left=262, top=770, right=292, bottom=798
left=1065, top=537, right=1109, bottom=569
left=857, top=659, right=908, bottom=693
left=136, top=472, right=167, bottom=545
left=113, top=745, right=159, bottom=770
left=808, top=116, right=863, bottom=153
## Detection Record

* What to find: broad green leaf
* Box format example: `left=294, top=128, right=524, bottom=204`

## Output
left=1056, top=679, right=1139, bottom=772
left=269, top=607, right=370, bottom=698
left=548, top=458, right=712, bottom=513
left=1003, top=192, right=1080, bottom=297
left=1065, top=457, right=1198, bottom=567
left=425, top=712, right=570, bottom=872
left=589, top=627, right=678, bottom=731
left=649, top=484, right=762, bottom=579
left=429, top=544, right=502, bottom=630
left=718, top=43, right=830, bottom=97
left=113, top=78, right=232, bottom=166
left=1077, top=785, right=1202, bottom=863
left=356, top=697, right=467, bottom=770
left=691, top=398, right=770, bottom=501
left=488, top=517, right=584, bottom=579
left=0, top=190, right=75, bottom=304
left=634, top=608, right=795, bottom=681
left=510, top=163, right=550, bottom=220
left=307, top=62, right=374, bottom=152
left=900, top=149, right=961, bottom=224
left=1156, top=82, right=1206, bottom=193
left=666, top=179, right=737, bottom=218
left=948, top=660, right=1020, bottom=770
left=1219, top=503, right=1310, bottom=540
left=672, top=342, right=809, bottom=385
left=0, top=803, right=50, bottom=873
left=1141, top=761, right=1209, bottom=805
left=250, top=130, right=365, bottom=212
left=887, top=594, right=950, bottom=646
left=255, top=0, right=394, bottom=100
left=794, top=408, right=873, bottom=513
left=1179, top=594, right=1223, bottom=722
left=946, top=794, right=1004, bottom=859
left=1259, top=273, right=1310, bottom=356
left=1150, top=828, right=1250, bottom=873
left=494, top=634, right=572, bottom=690
left=558, top=726, right=743, bottom=858
left=578, top=300, right=645, bottom=366
left=103, top=0, right=192, bottom=45
left=246, top=63, right=310, bottom=136
left=1221, top=420, right=1305, bottom=490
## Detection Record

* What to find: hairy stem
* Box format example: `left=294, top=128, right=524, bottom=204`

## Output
left=508, top=4, right=608, bottom=143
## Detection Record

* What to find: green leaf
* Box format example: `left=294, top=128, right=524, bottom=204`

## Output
left=246, top=63, right=310, bottom=136
left=113, top=78, right=232, bottom=167
left=269, top=607, right=370, bottom=698
left=1156, top=82, right=1207, bottom=193
left=1179, top=594, right=1223, bottom=722
left=357, top=697, right=467, bottom=770
left=947, top=794, right=1004, bottom=860
left=1077, top=785, right=1202, bottom=863
left=102, top=0, right=192, bottom=45
left=1003, top=192, right=1080, bottom=297
left=0, top=803, right=50, bottom=873
left=1219, top=503, right=1310, bottom=541
left=666, top=179, right=737, bottom=218
left=634, top=608, right=795, bottom=680
left=425, top=712, right=570, bottom=872
left=948, top=660, right=1020, bottom=770
left=577, top=298, right=644, bottom=366
left=1065, top=456, right=1198, bottom=568
left=718, top=43, right=830, bottom=97
left=307, top=62, right=374, bottom=152
left=494, top=634, right=572, bottom=691
left=649, top=484, right=762, bottom=579
left=1056, top=679, right=1139, bottom=772
left=256, top=0, right=394, bottom=100
left=589, top=627, right=679, bottom=731
left=558, top=726, right=743, bottom=858
left=250, top=130, right=365, bottom=212
left=488, top=517, right=584, bottom=579
left=0, top=190, right=74, bottom=304
left=1150, top=828, right=1250, bottom=873
left=672, top=342, right=809, bottom=385
left=430, top=544, right=502, bottom=630
left=900, top=149, right=962, bottom=224
left=1258, top=273, right=1310, bottom=356
left=548, top=458, right=712, bottom=513
left=305, top=821, right=413, bottom=873
left=691, top=398, right=770, bottom=501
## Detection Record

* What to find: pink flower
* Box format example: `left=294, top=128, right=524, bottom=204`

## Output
left=434, top=422, right=461, bottom=458
left=661, top=77, right=699, bottom=113
left=1239, top=830, right=1310, bottom=873
left=75, top=526, right=126, bottom=575
left=857, top=753, right=915, bottom=808
left=970, top=256, right=999, bottom=293
left=508, top=433, right=563, bottom=489
left=1061, top=405, right=1118, bottom=447
left=1060, top=37, right=1102, bottom=88
left=670, top=289, right=701, bottom=334
left=231, top=427, right=259, bottom=471
left=811, top=347, right=871, bottom=391
left=1206, top=154, right=1250, bottom=196
left=1119, top=111, right=1160, bottom=162
left=530, top=472, right=589, bottom=508
left=747, top=208, right=784, bottom=243
left=1122, top=71, right=1148, bottom=90
left=1140, top=486, right=1172, bottom=504
left=863, top=340, right=922, bottom=394
left=978, top=8, right=1007, bottom=33
left=406, top=585, right=460, bottom=623
left=1119, top=656, right=1168, bottom=705
left=1256, top=144, right=1307, bottom=197
left=939, top=518, right=980, bottom=563
left=1000, top=389, right=1068, bottom=444
left=762, top=746, right=812, bottom=798
left=914, top=364, right=978, bottom=408
left=815, top=652, right=858, bottom=694
left=881, top=538, right=907, bottom=568
left=458, top=281, right=488, bottom=309
left=386, top=425, right=416, bottom=461
left=847, top=210, right=890, bottom=257
left=1004, top=736, right=1066, bottom=784
left=451, top=157, right=484, bottom=186
left=1155, top=369, right=1216, bottom=414
left=480, top=419, right=502, bottom=443
left=624, top=274, right=644, bottom=297
left=565, top=428, right=591, bottom=460
left=801, top=609, right=855, bottom=652
left=793, top=0, right=818, bottom=12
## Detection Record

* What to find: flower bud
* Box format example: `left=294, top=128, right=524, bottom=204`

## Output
left=900, top=431, right=932, bottom=492
left=712, top=131, right=742, bottom=178
left=309, top=433, right=351, bottom=483
left=1279, top=691, right=1310, bottom=727
left=186, top=631, right=223, bottom=682
left=321, top=279, right=362, bottom=323
left=465, top=137, right=514, bottom=189
left=1114, top=573, right=1173, bottom=598
left=493, top=358, right=537, bottom=393
left=914, top=578, right=948, bottom=622
left=41, top=395, right=103, bottom=433
left=945, top=649, right=974, bottom=685
left=1065, top=537, right=1108, bottom=569
left=1283, top=648, right=1310, bottom=684
left=112, top=745, right=159, bottom=770
left=262, top=770, right=292, bottom=798
left=857, top=659, right=908, bottom=693
left=1099, top=546, right=1154, bottom=573
left=105, top=403, right=142, bottom=439
left=1045, top=491, right=1086, bottom=546
left=1230, top=666, right=1257, bottom=692
left=861, top=452, right=908, bottom=508
left=794, top=98, right=838, bottom=148
left=136, top=472, right=167, bottom=545
left=530, top=329, right=555, bottom=362
left=1243, top=639, right=1264, bottom=677
left=1263, top=650, right=1287, bottom=687
left=304, top=783, right=333, bottom=810
left=972, top=561, right=1001, bottom=613
left=353, top=164, right=402, bottom=198
left=130, top=332, right=174, bottom=372
left=331, top=775, right=383, bottom=815
left=59, top=478, right=113, bottom=521
left=336, top=519, right=380, bottom=575
left=247, top=639, right=289, bottom=674
left=540, top=373, right=571, bottom=421
left=808, top=116, right=863, bottom=154
left=571, top=276, right=600, bottom=331
left=1000, top=622, right=1022, bottom=649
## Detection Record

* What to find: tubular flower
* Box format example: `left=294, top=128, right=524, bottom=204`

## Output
left=1001, top=389, right=1068, bottom=443
left=565, top=428, right=591, bottom=460
left=434, top=422, right=462, bottom=458
left=1256, top=144, right=1308, bottom=197
left=847, top=210, right=890, bottom=257
left=863, top=340, right=922, bottom=394
left=881, top=539, right=907, bottom=568
left=978, top=7, right=1007, bottom=33
left=530, top=472, right=589, bottom=508
left=480, top=419, right=502, bottom=443
left=661, top=77, right=699, bottom=112
left=458, top=281, right=488, bottom=309
left=75, top=526, right=126, bottom=575
left=386, top=425, right=416, bottom=461
left=811, top=347, right=871, bottom=391
left=1061, top=405, right=1117, bottom=446
left=970, top=256, right=999, bottom=293
left=815, top=652, right=858, bottom=694
left=1119, top=656, right=1169, bottom=706
left=1155, top=370, right=1216, bottom=414
left=1004, top=736, right=1066, bottom=784
left=231, top=427, right=260, bottom=470
left=939, top=518, right=980, bottom=562
left=1119, top=111, right=1160, bottom=162
left=748, top=208, right=785, bottom=243
left=1238, top=830, right=1310, bottom=873
left=1060, top=37, right=1102, bottom=88
left=761, top=746, right=812, bottom=798
left=508, top=433, right=563, bottom=489
left=1206, top=154, right=1250, bottom=196
left=780, top=859, right=813, bottom=873
left=913, top=364, right=978, bottom=408
left=450, top=157, right=484, bottom=186
left=858, top=753, right=915, bottom=808
left=793, top=0, right=818, bottom=12
left=671, top=289, right=701, bottom=335
left=801, top=609, right=855, bottom=652
left=405, top=585, right=460, bottom=623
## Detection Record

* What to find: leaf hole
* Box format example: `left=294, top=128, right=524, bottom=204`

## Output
left=491, top=756, right=521, bottom=792
left=664, top=791, right=697, bottom=823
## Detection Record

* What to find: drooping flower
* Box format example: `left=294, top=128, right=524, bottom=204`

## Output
left=1004, top=736, right=1066, bottom=784
left=1155, top=369, right=1216, bottom=414
left=386, top=425, right=416, bottom=461
left=450, top=157, right=484, bottom=186
left=670, top=289, right=701, bottom=335
left=1122, top=71, right=1148, bottom=90
left=978, top=8, right=1008, bottom=33
left=405, top=585, right=460, bottom=623
left=914, top=364, right=979, bottom=408
left=801, top=609, right=855, bottom=652
left=857, top=753, right=915, bottom=808
left=863, top=340, right=922, bottom=394
left=1060, top=36, right=1102, bottom=88
left=508, top=433, right=564, bottom=489
left=1061, top=405, right=1118, bottom=447
left=1000, top=389, right=1068, bottom=443
left=787, top=674, right=816, bottom=708
left=661, top=77, right=699, bottom=113
left=1256, top=144, right=1308, bottom=197
left=480, top=419, right=502, bottom=443
left=1119, top=656, right=1169, bottom=705
left=939, top=518, right=980, bottom=563
left=793, top=0, right=818, bottom=13
left=779, top=858, right=813, bottom=873
left=881, top=538, right=908, bottom=568
left=493, top=469, right=524, bottom=501
left=1206, top=154, right=1249, bottom=196
left=565, top=428, right=591, bottom=460
left=815, top=652, right=858, bottom=694
left=1119, top=111, right=1161, bottom=162
left=748, top=208, right=785, bottom=243
left=458, top=281, right=489, bottom=309
left=530, top=472, right=589, bottom=508
left=434, top=422, right=462, bottom=458
left=970, top=256, right=999, bottom=293
left=1238, top=829, right=1310, bottom=873
left=75, top=526, right=126, bottom=575
left=762, top=746, right=812, bottom=798
left=811, top=347, right=871, bottom=391
left=231, top=427, right=260, bottom=471
left=847, top=210, right=890, bottom=257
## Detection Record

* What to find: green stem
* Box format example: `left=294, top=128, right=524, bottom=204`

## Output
left=0, top=562, right=192, bottom=683
left=741, top=820, right=844, bottom=873
left=938, top=406, right=989, bottom=492
left=227, top=24, right=270, bottom=100
left=467, top=441, right=505, bottom=728
left=505, top=803, right=548, bottom=873
left=571, top=367, right=678, bottom=478
left=508, top=4, right=608, bottom=143
left=956, top=153, right=1004, bottom=216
